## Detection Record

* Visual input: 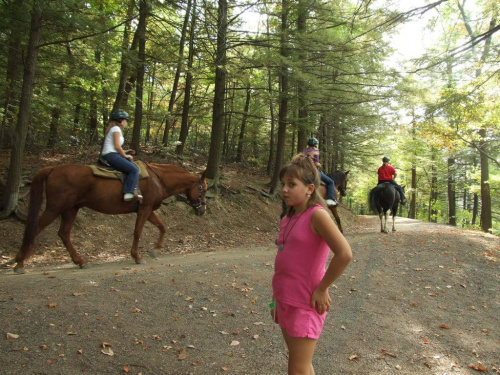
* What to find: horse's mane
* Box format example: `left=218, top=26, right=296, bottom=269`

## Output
left=148, top=163, right=195, bottom=176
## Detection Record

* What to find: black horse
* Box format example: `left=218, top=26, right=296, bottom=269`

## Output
left=369, top=182, right=401, bottom=233
left=281, top=170, right=349, bottom=234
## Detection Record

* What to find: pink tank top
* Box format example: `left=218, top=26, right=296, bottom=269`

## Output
left=272, top=205, right=330, bottom=310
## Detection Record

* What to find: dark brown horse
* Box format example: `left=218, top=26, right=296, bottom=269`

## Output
left=318, top=170, right=349, bottom=233
left=13, top=163, right=207, bottom=273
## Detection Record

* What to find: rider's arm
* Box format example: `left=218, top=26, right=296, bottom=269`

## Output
left=113, top=132, right=133, bottom=160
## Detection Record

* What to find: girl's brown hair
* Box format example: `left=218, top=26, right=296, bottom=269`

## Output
left=279, top=154, right=326, bottom=217
left=104, top=119, right=122, bottom=137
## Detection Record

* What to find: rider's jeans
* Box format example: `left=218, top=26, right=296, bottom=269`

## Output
left=101, top=152, right=139, bottom=194
left=320, top=171, right=336, bottom=200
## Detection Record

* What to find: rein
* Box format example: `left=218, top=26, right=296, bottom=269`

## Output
left=144, top=162, right=172, bottom=196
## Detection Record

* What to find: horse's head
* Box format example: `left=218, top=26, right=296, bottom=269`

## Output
left=186, top=170, right=208, bottom=216
left=337, top=170, right=349, bottom=197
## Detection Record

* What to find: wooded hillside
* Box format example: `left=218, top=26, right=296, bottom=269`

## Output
left=0, top=0, right=498, bottom=233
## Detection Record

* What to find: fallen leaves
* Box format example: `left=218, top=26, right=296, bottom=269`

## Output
left=6, top=332, right=19, bottom=340
left=469, top=363, right=489, bottom=372
left=381, top=349, right=397, bottom=358
left=177, top=348, right=187, bottom=360
left=100, top=342, right=114, bottom=356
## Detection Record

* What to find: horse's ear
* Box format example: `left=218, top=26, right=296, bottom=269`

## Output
left=345, top=170, right=350, bottom=175
left=200, top=169, right=207, bottom=180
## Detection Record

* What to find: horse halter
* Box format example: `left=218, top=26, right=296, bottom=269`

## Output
left=178, top=178, right=206, bottom=215
left=189, top=180, right=206, bottom=210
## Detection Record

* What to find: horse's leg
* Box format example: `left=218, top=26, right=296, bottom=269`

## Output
left=378, top=211, right=384, bottom=232
left=130, top=209, right=152, bottom=264
left=146, top=210, right=166, bottom=259
left=329, top=206, right=343, bottom=234
left=58, top=207, right=87, bottom=269
left=392, top=206, right=397, bottom=232
left=14, top=210, right=60, bottom=273
left=383, top=211, right=389, bottom=233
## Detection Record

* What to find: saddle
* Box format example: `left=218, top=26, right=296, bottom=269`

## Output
left=90, top=161, right=149, bottom=181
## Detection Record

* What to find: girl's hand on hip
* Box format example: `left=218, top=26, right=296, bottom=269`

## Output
left=311, top=288, right=331, bottom=314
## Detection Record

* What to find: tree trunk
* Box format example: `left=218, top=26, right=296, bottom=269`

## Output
left=447, top=157, right=456, bottom=226
left=296, top=0, right=308, bottom=153
left=409, top=165, right=416, bottom=219
left=478, top=128, right=492, bottom=232
left=223, top=81, right=235, bottom=158
left=0, top=0, right=42, bottom=218
left=165, top=0, right=192, bottom=146
left=176, top=0, right=197, bottom=155
left=205, top=0, right=228, bottom=187
left=235, top=84, right=251, bottom=162
left=266, top=72, right=276, bottom=176
left=429, top=153, right=437, bottom=223
left=145, top=62, right=156, bottom=143
left=1, top=0, right=25, bottom=149
left=472, top=193, right=478, bottom=225
left=269, top=0, right=289, bottom=195
left=131, top=0, right=148, bottom=152
left=47, top=82, right=64, bottom=148
left=113, top=0, right=136, bottom=112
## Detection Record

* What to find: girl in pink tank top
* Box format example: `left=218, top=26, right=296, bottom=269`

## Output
left=271, top=154, right=352, bottom=374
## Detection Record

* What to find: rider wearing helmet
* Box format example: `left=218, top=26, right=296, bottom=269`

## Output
left=101, top=110, right=142, bottom=201
left=377, top=156, right=407, bottom=204
left=304, top=137, right=338, bottom=207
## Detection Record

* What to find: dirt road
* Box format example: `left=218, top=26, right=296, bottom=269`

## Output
left=1, top=216, right=499, bottom=374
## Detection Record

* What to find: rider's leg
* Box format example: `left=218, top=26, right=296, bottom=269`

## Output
left=102, top=152, right=140, bottom=199
left=320, top=171, right=337, bottom=206
left=388, top=180, right=406, bottom=203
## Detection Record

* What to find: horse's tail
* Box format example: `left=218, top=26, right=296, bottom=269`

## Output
left=18, top=167, right=53, bottom=256
left=368, top=185, right=382, bottom=213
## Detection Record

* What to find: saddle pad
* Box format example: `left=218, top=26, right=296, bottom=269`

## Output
left=90, top=161, right=149, bottom=180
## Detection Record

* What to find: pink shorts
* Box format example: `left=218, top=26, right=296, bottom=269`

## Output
left=277, top=301, right=326, bottom=339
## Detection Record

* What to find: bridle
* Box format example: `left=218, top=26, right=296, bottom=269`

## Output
left=175, top=178, right=206, bottom=214
left=186, top=179, right=206, bottom=210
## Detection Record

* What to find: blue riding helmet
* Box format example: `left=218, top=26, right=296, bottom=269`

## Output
left=382, top=156, right=390, bottom=162
left=307, top=138, right=319, bottom=147
left=111, top=110, right=129, bottom=121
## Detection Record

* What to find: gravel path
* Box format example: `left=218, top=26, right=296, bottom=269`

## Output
left=1, top=216, right=499, bottom=374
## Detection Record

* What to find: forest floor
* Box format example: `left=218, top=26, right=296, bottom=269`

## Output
left=0, top=149, right=499, bottom=375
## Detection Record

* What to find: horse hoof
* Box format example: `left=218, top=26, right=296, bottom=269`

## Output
left=14, top=267, right=26, bottom=274
left=80, top=263, right=90, bottom=269
left=135, top=259, right=146, bottom=265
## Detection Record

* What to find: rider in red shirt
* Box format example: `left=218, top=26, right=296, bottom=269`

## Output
left=377, top=156, right=407, bottom=204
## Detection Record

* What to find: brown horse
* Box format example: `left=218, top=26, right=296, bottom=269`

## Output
left=317, top=170, right=349, bottom=233
left=13, top=163, right=207, bottom=273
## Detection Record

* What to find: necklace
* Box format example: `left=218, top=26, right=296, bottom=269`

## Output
left=278, top=208, right=309, bottom=250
